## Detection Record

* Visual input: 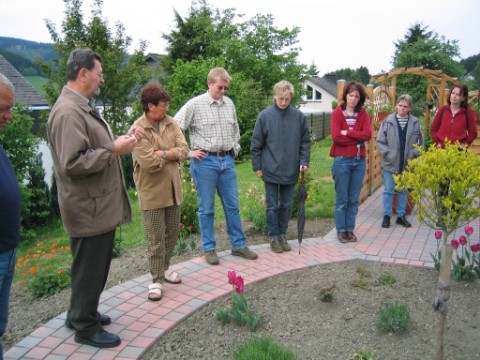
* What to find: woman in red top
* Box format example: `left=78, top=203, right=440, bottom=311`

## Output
left=430, top=83, right=478, bottom=228
left=431, top=83, right=477, bottom=148
left=330, top=81, right=372, bottom=243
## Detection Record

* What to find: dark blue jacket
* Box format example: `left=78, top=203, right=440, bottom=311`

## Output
left=250, top=103, right=310, bottom=184
left=0, top=144, right=21, bottom=252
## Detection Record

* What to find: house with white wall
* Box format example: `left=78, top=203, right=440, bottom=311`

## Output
left=299, top=74, right=338, bottom=113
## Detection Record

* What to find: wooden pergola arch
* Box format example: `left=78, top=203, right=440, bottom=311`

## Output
left=336, top=66, right=459, bottom=134
left=368, top=66, right=457, bottom=121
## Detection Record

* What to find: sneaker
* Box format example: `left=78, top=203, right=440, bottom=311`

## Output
left=279, top=235, right=292, bottom=251
left=204, top=250, right=219, bottom=265
left=269, top=237, right=283, bottom=253
left=231, top=247, right=258, bottom=260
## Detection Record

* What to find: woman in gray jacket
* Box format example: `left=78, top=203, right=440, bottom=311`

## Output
left=251, top=80, right=311, bottom=253
left=376, top=94, right=423, bottom=228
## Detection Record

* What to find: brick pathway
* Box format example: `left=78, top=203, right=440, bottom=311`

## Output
left=5, top=189, right=478, bottom=359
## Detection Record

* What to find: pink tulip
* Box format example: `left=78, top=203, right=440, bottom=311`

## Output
left=464, top=226, right=474, bottom=236
left=450, top=239, right=460, bottom=249
left=234, top=275, right=244, bottom=294
left=227, top=271, right=236, bottom=285
left=434, top=230, right=442, bottom=240
left=471, top=243, right=480, bottom=253
left=458, top=235, right=467, bottom=246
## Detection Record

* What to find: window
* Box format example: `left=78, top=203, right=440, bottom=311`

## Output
left=305, top=85, right=322, bottom=101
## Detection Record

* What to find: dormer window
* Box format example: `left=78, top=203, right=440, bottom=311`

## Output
left=306, top=85, right=322, bottom=101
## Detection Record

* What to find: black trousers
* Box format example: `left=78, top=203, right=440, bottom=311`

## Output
left=67, top=229, right=115, bottom=337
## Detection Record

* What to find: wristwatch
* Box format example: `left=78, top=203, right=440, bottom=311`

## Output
left=162, top=150, right=167, bottom=159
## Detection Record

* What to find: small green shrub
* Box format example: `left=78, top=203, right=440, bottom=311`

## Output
left=377, top=273, right=396, bottom=285
left=348, top=346, right=376, bottom=360
left=174, top=223, right=196, bottom=256
left=243, top=183, right=267, bottom=233
left=356, top=266, right=371, bottom=278
left=180, top=163, right=199, bottom=233
left=318, top=285, right=335, bottom=302
left=234, top=336, right=296, bottom=360
left=377, top=302, right=410, bottom=333
left=29, top=267, right=71, bottom=299
left=351, top=278, right=369, bottom=290
left=112, top=227, right=124, bottom=258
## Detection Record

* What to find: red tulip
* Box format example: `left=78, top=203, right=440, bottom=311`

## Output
left=471, top=243, right=480, bottom=253
left=458, top=235, right=467, bottom=246
left=450, top=239, right=460, bottom=249
left=227, top=271, right=236, bottom=285
left=464, top=226, right=474, bottom=236
left=434, top=230, right=442, bottom=240
left=234, top=275, right=244, bottom=294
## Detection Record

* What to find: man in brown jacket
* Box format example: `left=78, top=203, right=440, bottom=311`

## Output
left=47, top=48, right=142, bottom=348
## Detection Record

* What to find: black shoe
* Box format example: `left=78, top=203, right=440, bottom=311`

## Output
left=65, top=314, right=111, bottom=329
left=396, top=216, right=412, bottom=228
left=382, top=215, right=390, bottom=228
left=74, top=329, right=121, bottom=348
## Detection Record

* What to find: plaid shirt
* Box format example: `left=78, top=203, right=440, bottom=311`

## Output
left=174, top=92, right=240, bottom=155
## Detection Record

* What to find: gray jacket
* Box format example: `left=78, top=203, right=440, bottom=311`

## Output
left=250, top=104, right=310, bottom=184
left=376, top=113, right=423, bottom=173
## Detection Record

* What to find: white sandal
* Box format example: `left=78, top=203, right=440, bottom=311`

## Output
left=148, top=283, right=162, bottom=301
left=163, top=270, right=182, bottom=284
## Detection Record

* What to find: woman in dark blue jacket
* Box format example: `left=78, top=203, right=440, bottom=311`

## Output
left=251, top=80, right=311, bottom=253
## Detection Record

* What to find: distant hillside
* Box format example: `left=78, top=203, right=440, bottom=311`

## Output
left=0, top=37, right=56, bottom=76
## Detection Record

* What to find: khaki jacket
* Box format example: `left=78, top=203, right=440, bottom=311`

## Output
left=47, top=86, right=132, bottom=237
left=132, top=114, right=189, bottom=210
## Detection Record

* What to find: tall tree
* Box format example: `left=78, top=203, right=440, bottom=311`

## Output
left=391, top=23, right=464, bottom=113
left=161, top=1, right=307, bottom=159
left=38, top=0, right=152, bottom=134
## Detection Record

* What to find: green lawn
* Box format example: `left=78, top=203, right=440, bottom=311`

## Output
left=15, top=138, right=334, bottom=285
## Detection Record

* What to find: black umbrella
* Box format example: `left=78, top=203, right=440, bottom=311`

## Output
left=297, top=171, right=307, bottom=254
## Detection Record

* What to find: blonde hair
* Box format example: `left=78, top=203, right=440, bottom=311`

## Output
left=207, top=67, right=232, bottom=83
left=273, top=80, right=294, bottom=98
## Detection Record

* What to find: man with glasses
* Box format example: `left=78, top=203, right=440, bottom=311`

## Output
left=47, top=48, right=142, bottom=348
left=175, top=67, right=258, bottom=265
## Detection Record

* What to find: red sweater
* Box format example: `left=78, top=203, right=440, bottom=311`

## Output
left=431, top=105, right=478, bottom=147
left=329, top=107, right=372, bottom=157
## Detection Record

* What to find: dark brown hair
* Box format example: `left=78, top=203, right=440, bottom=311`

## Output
left=140, top=82, right=172, bottom=113
left=341, top=81, right=367, bottom=113
left=447, top=83, right=469, bottom=108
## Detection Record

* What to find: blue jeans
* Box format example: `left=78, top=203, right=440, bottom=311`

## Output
left=190, top=154, right=246, bottom=251
left=0, top=248, right=16, bottom=355
left=382, top=170, right=407, bottom=217
left=332, top=156, right=366, bottom=232
left=264, top=182, right=296, bottom=237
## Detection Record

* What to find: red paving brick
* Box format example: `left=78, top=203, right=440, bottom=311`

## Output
left=4, top=188, right=478, bottom=359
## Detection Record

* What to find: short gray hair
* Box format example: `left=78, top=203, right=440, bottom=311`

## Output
left=396, top=94, right=413, bottom=108
left=66, top=48, right=102, bottom=81
left=0, top=73, right=14, bottom=93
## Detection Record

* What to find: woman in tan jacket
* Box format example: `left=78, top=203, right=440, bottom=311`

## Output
left=132, top=82, right=196, bottom=301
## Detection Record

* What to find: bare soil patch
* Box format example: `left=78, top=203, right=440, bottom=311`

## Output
left=5, top=218, right=480, bottom=360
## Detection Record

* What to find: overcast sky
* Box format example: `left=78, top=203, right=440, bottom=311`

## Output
left=2, top=0, right=479, bottom=75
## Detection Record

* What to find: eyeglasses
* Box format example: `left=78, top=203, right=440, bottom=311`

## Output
left=90, top=70, right=104, bottom=79
left=215, top=85, right=229, bottom=91
left=158, top=103, right=170, bottom=110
